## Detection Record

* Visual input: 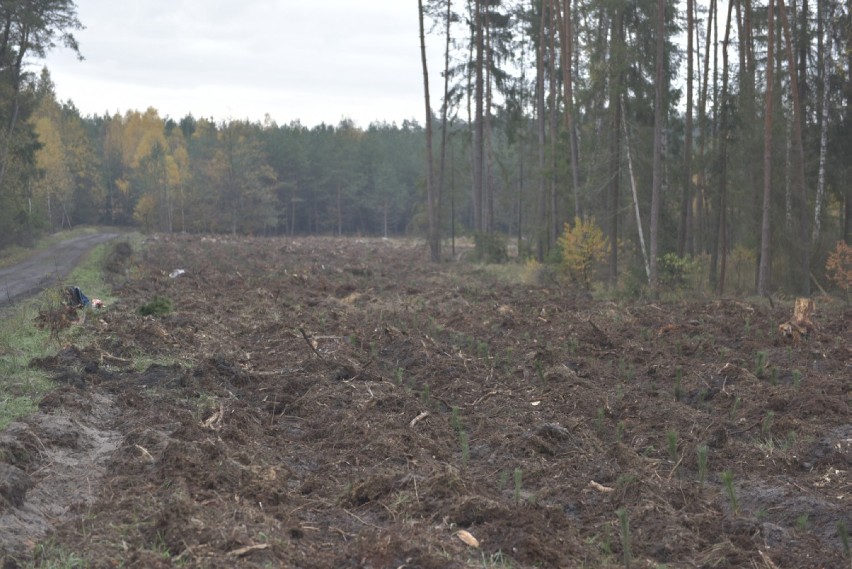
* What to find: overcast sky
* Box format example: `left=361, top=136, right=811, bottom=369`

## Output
left=36, top=1, right=445, bottom=128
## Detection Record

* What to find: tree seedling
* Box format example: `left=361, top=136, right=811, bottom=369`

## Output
left=595, top=407, right=605, bottom=434
left=666, top=429, right=678, bottom=463
left=792, top=369, right=802, bottom=389
left=617, top=508, right=632, bottom=568
left=420, top=383, right=430, bottom=406
left=837, top=520, right=849, bottom=558
left=498, top=470, right=508, bottom=490
left=721, top=470, right=738, bottom=514
left=459, top=430, right=469, bottom=467
left=730, top=396, right=742, bottom=419
left=451, top=405, right=462, bottom=432
left=754, top=351, right=767, bottom=379
left=513, top=467, right=523, bottom=504
left=696, top=444, right=709, bottom=487
left=674, top=368, right=683, bottom=402
left=534, top=360, right=545, bottom=382
left=762, top=411, right=775, bottom=440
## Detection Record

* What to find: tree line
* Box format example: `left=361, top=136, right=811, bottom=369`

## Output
left=17, top=79, right=432, bottom=239
left=1, top=0, right=850, bottom=295
left=416, top=0, right=850, bottom=294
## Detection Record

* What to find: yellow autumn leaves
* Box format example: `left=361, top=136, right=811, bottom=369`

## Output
left=557, top=216, right=610, bottom=289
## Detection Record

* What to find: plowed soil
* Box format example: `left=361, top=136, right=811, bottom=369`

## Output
left=1, top=235, right=849, bottom=568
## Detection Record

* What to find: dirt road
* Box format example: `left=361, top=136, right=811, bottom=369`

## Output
left=0, top=232, right=120, bottom=306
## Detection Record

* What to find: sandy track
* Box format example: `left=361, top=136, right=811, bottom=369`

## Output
left=0, top=232, right=120, bottom=307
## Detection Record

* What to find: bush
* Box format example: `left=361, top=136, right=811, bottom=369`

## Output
left=138, top=296, right=172, bottom=317
left=826, top=241, right=851, bottom=298
left=557, top=217, right=609, bottom=289
left=729, top=245, right=757, bottom=294
left=658, top=253, right=700, bottom=290
left=472, top=232, right=509, bottom=264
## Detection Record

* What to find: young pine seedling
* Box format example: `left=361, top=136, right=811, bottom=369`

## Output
left=730, top=396, right=742, bottom=419
left=459, top=430, right=469, bottom=467
left=721, top=470, right=738, bottom=514
left=674, top=368, right=684, bottom=402
left=792, top=369, right=802, bottom=389
left=451, top=405, right=462, bottom=433
left=762, top=411, right=775, bottom=440
left=616, top=420, right=626, bottom=443
left=754, top=351, right=767, bottom=379
left=513, top=467, right=523, bottom=504
left=666, top=430, right=678, bottom=463
left=696, top=444, right=709, bottom=487
left=837, top=520, right=849, bottom=558
left=594, top=407, right=605, bottom=434
left=617, top=508, right=633, bottom=568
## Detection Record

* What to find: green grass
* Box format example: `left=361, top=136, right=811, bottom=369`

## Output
left=0, top=240, right=118, bottom=429
left=27, top=540, right=87, bottom=568
left=0, top=300, right=58, bottom=430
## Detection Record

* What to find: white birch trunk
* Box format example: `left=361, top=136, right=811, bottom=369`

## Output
left=622, top=100, right=651, bottom=283
left=812, top=5, right=832, bottom=242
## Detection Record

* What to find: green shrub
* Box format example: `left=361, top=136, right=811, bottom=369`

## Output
left=473, top=232, right=509, bottom=264
left=658, top=253, right=700, bottom=290
left=138, top=295, right=172, bottom=317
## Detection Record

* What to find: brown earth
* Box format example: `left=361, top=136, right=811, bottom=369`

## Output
left=0, top=234, right=849, bottom=568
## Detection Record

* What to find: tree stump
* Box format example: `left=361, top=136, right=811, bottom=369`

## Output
left=778, top=297, right=817, bottom=342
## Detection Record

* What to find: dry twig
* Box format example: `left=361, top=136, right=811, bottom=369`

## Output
left=409, top=411, right=430, bottom=427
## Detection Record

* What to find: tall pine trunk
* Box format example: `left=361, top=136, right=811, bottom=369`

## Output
left=438, top=0, right=453, bottom=252
left=418, top=0, right=440, bottom=261
left=473, top=0, right=485, bottom=233
left=696, top=0, right=714, bottom=257
left=649, top=0, right=666, bottom=290
left=678, top=0, right=695, bottom=257
left=536, top=0, right=548, bottom=261
left=548, top=0, right=559, bottom=246
left=555, top=0, right=581, bottom=218
left=716, top=0, right=735, bottom=296
left=608, top=5, right=624, bottom=286
left=778, top=0, right=811, bottom=294
left=758, top=0, right=776, bottom=295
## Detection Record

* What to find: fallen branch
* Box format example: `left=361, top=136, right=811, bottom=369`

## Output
left=588, top=480, right=614, bottom=493
left=467, top=390, right=500, bottom=407
left=348, top=358, right=374, bottom=381
left=809, top=272, right=828, bottom=296
left=202, top=403, right=224, bottom=430
left=135, top=444, right=154, bottom=462
left=757, top=549, right=780, bottom=569
left=298, top=328, right=325, bottom=360
left=227, top=544, right=269, bottom=557
left=409, top=411, right=430, bottom=428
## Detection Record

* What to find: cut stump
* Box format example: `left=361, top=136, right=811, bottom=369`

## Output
left=778, top=298, right=817, bottom=342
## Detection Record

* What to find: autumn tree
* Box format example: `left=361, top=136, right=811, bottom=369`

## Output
left=0, top=0, right=81, bottom=245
